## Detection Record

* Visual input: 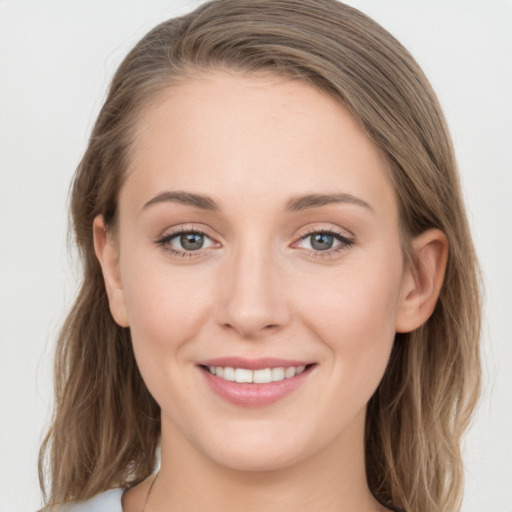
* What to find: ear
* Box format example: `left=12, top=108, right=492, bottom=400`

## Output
left=93, top=215, right=130, bottom=327
left=395, top=229, right=449, bottom=333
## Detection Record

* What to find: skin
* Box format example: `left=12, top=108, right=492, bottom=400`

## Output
left=94, top=69, right=448, bottom=512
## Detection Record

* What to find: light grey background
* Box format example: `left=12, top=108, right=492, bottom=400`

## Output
left=0, top=1, right=511, bottom=510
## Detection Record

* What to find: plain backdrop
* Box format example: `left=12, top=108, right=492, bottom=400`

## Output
left=0, top=1, right=511, bottom=511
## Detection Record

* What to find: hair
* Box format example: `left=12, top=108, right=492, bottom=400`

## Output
left=39, top=1, right=481, bottom=511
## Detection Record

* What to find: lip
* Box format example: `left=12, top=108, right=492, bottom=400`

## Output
left=197, top=357, right=314, bottom=370
left=197, top=358, right=317, bottom=408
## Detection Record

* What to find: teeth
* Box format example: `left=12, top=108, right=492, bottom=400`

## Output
left=284, top=367, right=296, bottom=379
left=234, top=368, right=252, bottom=383
left=207, top=365, right=310, bottom=383
left=253, top=368, right=272, bottom=383
left=223, top=367, right=235, bottom=381
left=271, top=367, right=285, bottom=381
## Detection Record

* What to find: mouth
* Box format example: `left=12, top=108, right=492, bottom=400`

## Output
left=199, top=363, right=316, bottom=383
left=197, top=358, right=317, bottom=407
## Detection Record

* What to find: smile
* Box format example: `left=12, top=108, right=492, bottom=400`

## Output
left=198, top=359, right=317, bottom=407
left=205, top=365, right=307, bottom=383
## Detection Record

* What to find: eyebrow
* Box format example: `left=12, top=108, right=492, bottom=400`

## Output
left=284, top=193, right=374, bottom=213
left=143, top=191, right=220, bottom=211
left=142, top=190, right=374, bottom=213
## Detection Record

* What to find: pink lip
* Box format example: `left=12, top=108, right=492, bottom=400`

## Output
left=197, top=359, right=317, bottom=408
left=198, top=357, right=313, bottom=370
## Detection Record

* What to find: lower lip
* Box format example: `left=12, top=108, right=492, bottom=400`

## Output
left=199, top=365, right=315, bottom=407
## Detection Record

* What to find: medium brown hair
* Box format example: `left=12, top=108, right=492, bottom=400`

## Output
left=39, top=1, right=481, bottom=511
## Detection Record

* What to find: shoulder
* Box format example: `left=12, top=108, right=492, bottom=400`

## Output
left=49, top=488, right=124, bottom=512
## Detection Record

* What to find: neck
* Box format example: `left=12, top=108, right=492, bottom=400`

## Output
left=142, top=410, right=384, bottom=512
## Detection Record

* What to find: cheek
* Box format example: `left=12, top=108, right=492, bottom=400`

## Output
left=118, top=236, right=214, bottom=365
left=302, top=253, right=403, bottom=382
left=123, top=266, right=210, bottom=347
left=291, top=261, right=402, bottom=445
left=309, top=258, right=401, bottom=323
left=119, top=259, right=217, bottom=414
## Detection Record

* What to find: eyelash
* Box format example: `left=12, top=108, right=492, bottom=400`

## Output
left=298, top=227, right=354, bottom=258
left=154, top=226, right=354, bottom=259
left=154, top=227, right=215, bottom=259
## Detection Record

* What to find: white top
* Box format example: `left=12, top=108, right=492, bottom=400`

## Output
left=56, top=489, right=124, bottom=512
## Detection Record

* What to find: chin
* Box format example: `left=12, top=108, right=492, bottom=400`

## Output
left=191, top=423, right=321, bottom=473
left=207, top=444, right=308, bottom=473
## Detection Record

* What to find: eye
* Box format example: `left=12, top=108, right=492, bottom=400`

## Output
left=175, top=231, right=209, bottom=251
left=295, top=228, right=354, bottom=256
left=155, top=227, right=217, bottom=257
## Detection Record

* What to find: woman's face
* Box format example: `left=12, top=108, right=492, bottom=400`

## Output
left=99, top=70, right=414, bottom=472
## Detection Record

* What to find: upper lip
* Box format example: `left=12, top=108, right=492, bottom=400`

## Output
left=197, top=357, right=315, bottom=370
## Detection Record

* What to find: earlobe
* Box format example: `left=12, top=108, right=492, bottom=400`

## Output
left=395, top=229, right=449, bottom=333
left=93, top=215, right=130, bottom=327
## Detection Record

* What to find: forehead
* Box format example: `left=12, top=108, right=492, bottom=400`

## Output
left=121, top=69, right=397, bottom=220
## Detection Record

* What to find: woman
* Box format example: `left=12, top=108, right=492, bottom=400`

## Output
left=38, top=1, right=481, bottom=511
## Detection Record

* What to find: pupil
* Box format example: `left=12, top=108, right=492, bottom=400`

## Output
left=311, top=233, right=333, bottom=250
left=181, top=233, right=204, bottom=250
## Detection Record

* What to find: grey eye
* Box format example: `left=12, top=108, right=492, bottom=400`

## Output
left=296, top=230, right=353, bottom=254
left=179, top=232, right=205, bottom=251
left=155, top=228, right=216, bottom=256
left=309, top=233, right=334, bottom=251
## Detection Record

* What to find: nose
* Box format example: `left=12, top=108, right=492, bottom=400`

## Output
left=215, top=240, right=291, bottom=340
